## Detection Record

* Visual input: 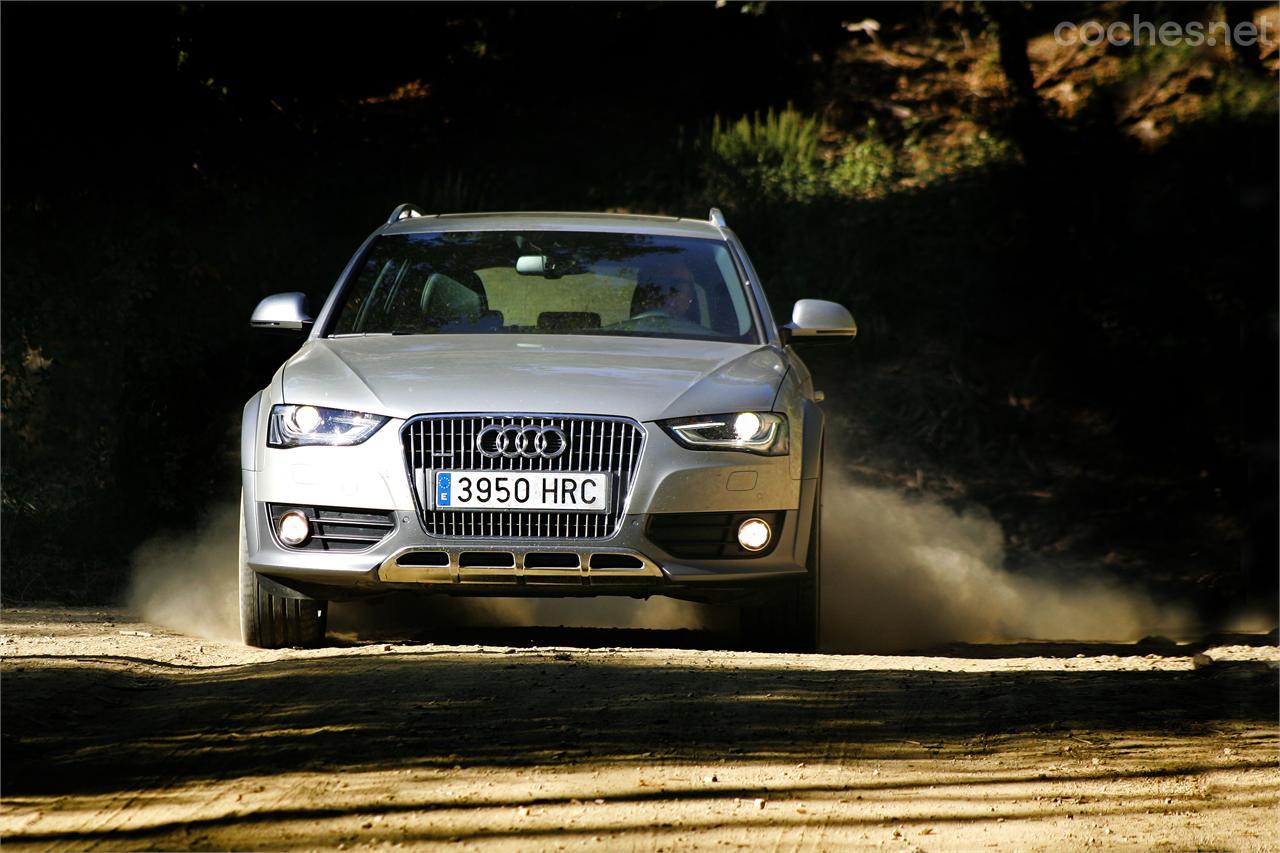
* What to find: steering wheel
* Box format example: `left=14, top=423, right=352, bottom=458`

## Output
left=630, top=309, right=675, bottom=320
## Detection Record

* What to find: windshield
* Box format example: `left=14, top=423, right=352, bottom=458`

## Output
left=327, top=231, right=757, bottom=343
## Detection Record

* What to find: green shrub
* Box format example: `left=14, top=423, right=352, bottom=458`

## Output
left=904, top=127, right=1018, bottom=184
left=704, top=108, right=824, bottom=206
left=704, top=109, right=1016, bottom=207
left=828, top=124, right=901, bottom=198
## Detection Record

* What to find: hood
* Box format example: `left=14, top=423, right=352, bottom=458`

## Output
left=280, top=334, right=787, bottom=421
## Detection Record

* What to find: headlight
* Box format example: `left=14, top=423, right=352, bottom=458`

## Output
left=267, top=404, right=388, bottom=448
left=661, top=412, right=789, bottom=456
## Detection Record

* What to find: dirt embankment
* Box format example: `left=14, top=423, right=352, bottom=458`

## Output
left=2, top=607, right=1276, bottom=851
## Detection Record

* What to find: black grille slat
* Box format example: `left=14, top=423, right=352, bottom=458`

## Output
left=403, top=414, right=644, bottom=540
left=266, top=505, right=396, bottom=552
left=647, top=511, right=786, bottom=559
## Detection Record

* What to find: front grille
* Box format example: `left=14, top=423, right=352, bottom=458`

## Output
left=402, top=414, right=645, bottom=539
left=266, top=505, right=396, bottom=551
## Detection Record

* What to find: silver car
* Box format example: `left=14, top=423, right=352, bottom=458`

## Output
left=241, top=206, right=855, bottom=650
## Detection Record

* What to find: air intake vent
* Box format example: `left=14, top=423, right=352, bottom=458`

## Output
left=589, top=553, right=645, bottom=570
left=395, top=551, right=449, bottom=567
left=524, top=552, right=581, bottom=570
left=459, top=551, right=516, bottom=568
left=267, top=505, right=395, bottom=552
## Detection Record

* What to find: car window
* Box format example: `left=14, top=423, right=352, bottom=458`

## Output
left=328, top=231, right=757, bottom=343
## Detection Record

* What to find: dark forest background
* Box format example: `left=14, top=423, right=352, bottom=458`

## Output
left=2, top=2, right=1277, bottom=621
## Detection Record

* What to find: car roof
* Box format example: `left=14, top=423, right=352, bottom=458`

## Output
left=382, top=211, right=727, bottom=239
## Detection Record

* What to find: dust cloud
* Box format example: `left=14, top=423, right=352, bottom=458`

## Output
left=124, top=501, right=723, bottom=644
left=818, top=464, right=1195, bottom=652
left=454, top=596, right=718, bottom=631
left=125, top=503, right=240, bottom=642
left=328, top=590, right=729, bottom=642
left=127, top=477, right=1196, bottom=651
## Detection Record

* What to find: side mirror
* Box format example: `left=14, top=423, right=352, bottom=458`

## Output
left=250, top=292, right=313, bottom=331
left=781, top=299, right=857, bottom=344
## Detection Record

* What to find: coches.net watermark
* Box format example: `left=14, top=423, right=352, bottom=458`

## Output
left=1054, top=16, right=1273, bottom=48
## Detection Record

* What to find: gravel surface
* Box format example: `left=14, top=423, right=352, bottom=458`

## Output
left=2, top=606, right=1277, bottom=851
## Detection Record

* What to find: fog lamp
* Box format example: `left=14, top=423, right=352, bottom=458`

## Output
left=278, top=510, right=311, bottom=546
left=737, top=517, right=772, bottom=552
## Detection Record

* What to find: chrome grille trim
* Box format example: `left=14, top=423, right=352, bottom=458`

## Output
left=377, top=545, right=663, bottom=584
left=401, top=413, right=646, bottom=540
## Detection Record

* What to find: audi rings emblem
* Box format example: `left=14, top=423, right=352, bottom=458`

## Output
left=476, top=425, right=568, bottom=459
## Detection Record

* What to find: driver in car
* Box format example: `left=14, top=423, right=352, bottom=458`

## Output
left=631, top=256, right=698, bottom=322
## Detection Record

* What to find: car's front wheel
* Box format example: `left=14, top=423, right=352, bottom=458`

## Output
left=740, top=472, right=821, bottom=653
left=239, top=499, right=328, bottom=648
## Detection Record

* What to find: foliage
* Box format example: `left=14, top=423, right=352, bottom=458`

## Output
left=827, top=124, right=901, bottom=197
left=706, top=109, right=1019, bottom=206
left=705, top=108, right=824, bottom=206
left=1197, top=67, right=1279, bottom=124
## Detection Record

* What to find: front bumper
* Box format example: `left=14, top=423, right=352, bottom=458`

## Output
left=243, top=417, right=817, bottom=602
left=242, top=478, right=818, bottom=603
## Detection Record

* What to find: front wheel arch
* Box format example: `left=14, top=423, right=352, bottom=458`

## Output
left=238, top=496, right=328, bottom=649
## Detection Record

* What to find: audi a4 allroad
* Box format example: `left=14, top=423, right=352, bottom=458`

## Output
left=241, top=205, right=855, bottom=650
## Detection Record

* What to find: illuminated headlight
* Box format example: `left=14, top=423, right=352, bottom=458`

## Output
left=737, top=517, right=772, bottom=552
left=278, top=510, right=311, bottom=545
left=661, top=412, right=788, bottom=455
left=268, top=405, right=388, bottom=448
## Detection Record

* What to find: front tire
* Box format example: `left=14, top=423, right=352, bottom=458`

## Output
left=740, top=467, right=822, bottom=653
left=239, top=499, right=328, bottom=648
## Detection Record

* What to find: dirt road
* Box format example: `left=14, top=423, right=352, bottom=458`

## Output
left=2, top=606, right=1276, bottom=851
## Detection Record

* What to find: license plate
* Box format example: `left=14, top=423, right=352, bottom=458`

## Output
left=434, top=471, right=610, bottom=512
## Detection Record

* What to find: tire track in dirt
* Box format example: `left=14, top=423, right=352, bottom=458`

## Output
left=2, top=607, right=1277, bottom=851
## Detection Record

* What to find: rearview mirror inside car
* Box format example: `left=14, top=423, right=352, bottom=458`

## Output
left=516, top=255, right=570, bottom=279
left=515, top=255, right=546, bottom=275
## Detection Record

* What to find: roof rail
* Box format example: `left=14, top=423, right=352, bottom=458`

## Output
left=708, top=207, right=727, bottom=228
left=387, top=203, right=426, bottom=225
